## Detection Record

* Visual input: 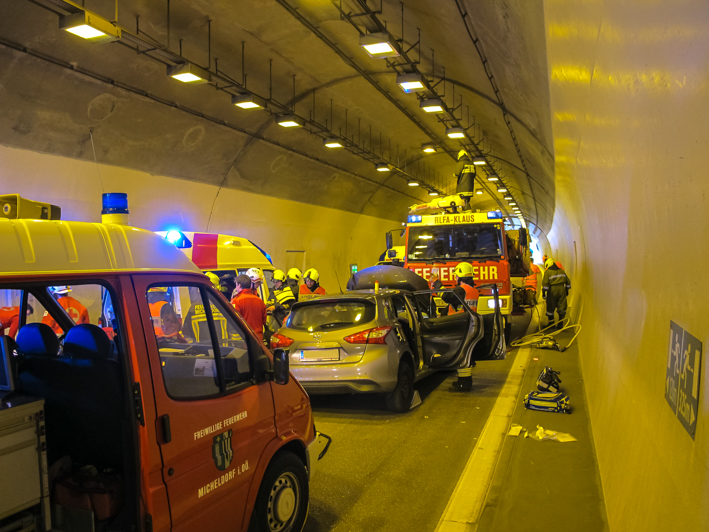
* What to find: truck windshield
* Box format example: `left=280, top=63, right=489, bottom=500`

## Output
left=408, top=224, right=504, bottom=261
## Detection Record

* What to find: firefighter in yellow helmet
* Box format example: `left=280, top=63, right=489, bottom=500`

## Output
left=299, top=269, right=326, bottom=301
left=455, top=149, right=475, bottom=195
left=445, top=263, right=480, bottom=391
left=266, top=270, right=297, bottom=327
left=287, top=268, right=302, bottom=301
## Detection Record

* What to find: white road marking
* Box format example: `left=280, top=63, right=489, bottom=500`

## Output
left=435, top=347, right=533, bottom=532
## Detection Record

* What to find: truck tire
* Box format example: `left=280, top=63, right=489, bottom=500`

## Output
left=252, top=451, right=309, bottom=532
left=385, top=359, right=415, bottom=413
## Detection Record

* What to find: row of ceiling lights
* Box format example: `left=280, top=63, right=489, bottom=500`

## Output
left=59, top=8, right=522, bottom=216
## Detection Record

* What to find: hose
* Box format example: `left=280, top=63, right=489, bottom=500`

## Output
left=510, top=317, right=582, bottom=351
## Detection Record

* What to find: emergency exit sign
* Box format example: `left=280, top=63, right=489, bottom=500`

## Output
left=665, top=321, right=703, bottom=439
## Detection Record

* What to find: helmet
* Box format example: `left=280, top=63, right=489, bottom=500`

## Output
left=51, top=286, right=71, bottom=295
left=205, top=272, right=220, bottom=288
left=246, top=268, right=264, bottom=284
left=542, top=254, right=548, bottom=262
left=545, top=258, right=555, bottom=269
left=287, top=268, right=302, bottom=281
left=273, top=269, right=287, bottom=283
left=303, top=268, right=320, bottom=282
left=453, top=263, right=474, bottom=278
left=457, top=149, right=469, bottom=161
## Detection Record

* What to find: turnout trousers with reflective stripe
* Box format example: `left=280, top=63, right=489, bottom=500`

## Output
left=546, top=284, right=568, bottom=323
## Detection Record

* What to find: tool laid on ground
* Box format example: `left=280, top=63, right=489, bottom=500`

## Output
left=510, top=317, right=582, bottom=351
left=531, top=336, right=564, bottom=351
left=524, top=391, right=571, bottom=413
left=536, top=366, right=562, bottom=393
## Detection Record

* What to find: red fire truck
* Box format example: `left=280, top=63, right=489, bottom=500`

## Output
left=388, top=200, right=529, bottom=338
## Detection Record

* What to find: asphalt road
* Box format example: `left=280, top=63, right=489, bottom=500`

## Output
left=303, top=310, right=532, bottom=532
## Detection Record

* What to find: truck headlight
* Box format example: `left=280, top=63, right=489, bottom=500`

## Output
left=487, top=299, right=508, bottom=309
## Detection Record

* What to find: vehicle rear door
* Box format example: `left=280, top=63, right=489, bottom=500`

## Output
left=133, top=274, right=277, bottom=532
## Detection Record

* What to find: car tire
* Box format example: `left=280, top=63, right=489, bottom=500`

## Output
left=251, top=451, right=309, bottom=532
left=385, top=359, right=415, bottom=413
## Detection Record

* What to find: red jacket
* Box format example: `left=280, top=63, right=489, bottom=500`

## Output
left=231, top=289, right=267, bottom=343
left=42, top=296, right=90, bottom=334
left=0, top=307, right=20, bottom=339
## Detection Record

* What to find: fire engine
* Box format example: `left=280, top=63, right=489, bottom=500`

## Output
left=388, top=194, right=529, bottom=338
left=0, top=193, right=329, bottom=532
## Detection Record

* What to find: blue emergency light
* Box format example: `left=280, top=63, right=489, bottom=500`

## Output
left=101, top=193, right=129, bottom=214
left=249, top=241, right=274, bottom=265
left=408, top=215, right=422, bottom=223
left=487, top=210, right=503, bottom=219
left=163, top=230, right=192, bottom=249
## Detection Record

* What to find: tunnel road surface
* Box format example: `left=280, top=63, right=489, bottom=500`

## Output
left=304, top=353, right=517, bottom=532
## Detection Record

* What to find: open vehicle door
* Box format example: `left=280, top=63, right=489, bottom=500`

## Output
left=474, top=283, right=506, bottom=361
left=409, top=290, right=483, bottom=370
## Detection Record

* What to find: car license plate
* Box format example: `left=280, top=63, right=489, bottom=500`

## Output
left=300, top=349, right=340, bottom=361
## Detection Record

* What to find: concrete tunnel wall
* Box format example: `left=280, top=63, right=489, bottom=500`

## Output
left=0, top=144, right=397, bottom=289
left=544, top=1, right=709, bottom=530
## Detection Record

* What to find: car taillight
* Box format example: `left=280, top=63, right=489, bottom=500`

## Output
left=343, top=326, right=392, bottom=344
left=271, top=333, right=294, bottom=349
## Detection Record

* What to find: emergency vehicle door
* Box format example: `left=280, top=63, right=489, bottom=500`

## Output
left=134, top=275, right=277, bottom=532
left=410, top=290, right=480, bottom=369
left=473, top=284, right=506, bottom=361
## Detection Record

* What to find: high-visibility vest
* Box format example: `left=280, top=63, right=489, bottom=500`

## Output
left=149, top=300, right=169, bottom=336
left=525, top=263, right=541, bottom=290
left=449, top=283, right=479, bottom=314
left=299, top=284, right=326, bottom=302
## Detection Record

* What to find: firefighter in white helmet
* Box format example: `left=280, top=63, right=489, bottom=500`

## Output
left=267, top=270, right=297, bottom=327
left=245, top=268, right=265, bottom=296
left=287, top=268, right=302, bottom=301
left=445, top=263, right=479, bottom=391
left=300, top=269, right=326, bottom=301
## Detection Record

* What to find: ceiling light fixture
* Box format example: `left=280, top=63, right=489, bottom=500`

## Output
left=324, top=137, right=343, bottom=148
left=276, top=114, right=304, bottom=128
left=359, top=32, right=400, bottom=58
left=232, top=93, right=267, bottom=109
left=408, top=180, right=420, bottom=187
left=396, top=73, right=426, bottom=93
left=487, top=174, right=499, bottom=182
left=446, top=127, right=466, bottom=139
left=498, top=186, right=508, bottom=193
left=421, top=142, right=438, bottom=153
left=475, top=190, right=483, bottom=195
left=472, top=156, right=487, bottom=165
left=420, top=98, right=444, bottom=113
left=167, top=63, right=211, bottom=84
left=428, top=190, right=439, bottom=196
left=59, top=11, right=121, bottom=43
left=504, top=195, right=513, bottom=200
left=376, top=163, right=391, bottom=172
left=509, top=202, right=517, bottom=206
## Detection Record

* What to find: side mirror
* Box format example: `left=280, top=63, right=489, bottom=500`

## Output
left=273, top=348, right=290, bottom=385
left=519, top=228, right=528, bottom=248
left=385, top=232, right=393, bottom=250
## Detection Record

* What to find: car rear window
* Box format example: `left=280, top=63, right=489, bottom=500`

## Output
left=288, top=300, right=376, bottom=331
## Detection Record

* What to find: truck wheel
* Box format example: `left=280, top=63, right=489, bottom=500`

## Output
left=252, top=451, right=309, bottom=532
left=385, top=360, right=415, bottom=413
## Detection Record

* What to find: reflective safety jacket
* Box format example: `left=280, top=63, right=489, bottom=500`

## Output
left=525, top=263, right=542, bottom=291
left=269, top=286, right=297, bottom=325
left=231, top=290, right=267, bottom=342
left=542, top=265, right=571, bottom=295
left=449, top=282, right=479, bottom=314
left=286, top=279, right=300, bottom=301
left=299, top=283, right=326, bottom=302
left=0, top=307, right=20, bottom=338
left=42, top=296, right=90, bottom=334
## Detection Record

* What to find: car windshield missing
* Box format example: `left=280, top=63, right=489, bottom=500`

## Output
left=289, top=300, right=376, bottom=332
left=408, top=223, right=503, bottom=260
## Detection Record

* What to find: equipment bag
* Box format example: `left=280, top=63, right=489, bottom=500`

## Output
left=524, top=391, right=570, bottom=413
left=536, top=366, right=561, bottom=393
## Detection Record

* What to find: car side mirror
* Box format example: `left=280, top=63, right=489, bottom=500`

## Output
left=273, top=348, right=290, bottom=385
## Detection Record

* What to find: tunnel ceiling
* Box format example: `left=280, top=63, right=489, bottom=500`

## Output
left=0, top=0, right=554, bottom=228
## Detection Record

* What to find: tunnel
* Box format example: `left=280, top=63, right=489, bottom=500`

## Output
left=0, top=0, right=706, bottom=531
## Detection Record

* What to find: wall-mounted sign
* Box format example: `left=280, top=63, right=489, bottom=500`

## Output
left=350, top=264, right=358, bottom=275
left=666, top=321, right=702, bottom=439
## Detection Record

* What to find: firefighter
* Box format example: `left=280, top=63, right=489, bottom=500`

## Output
left=0, top=304, right=33, bottom=339
left=455, top=150, right=476, bottom=195
left=300, top=269, right=326, bottom=301
left=147, top=287, right=184, bottom=340
left=445, top=263, right=479, bottom=391
left=525, top=261, right=542, bottom=303
left=231, top=274, right=268, bottom=344
left=287, top=268, right=302, bottom=301
left=267, top=270, right=296, bottom=327
left=542, top=258, right=571, bottom=329
left=543, top=254, right=564, bottom=270
left=218, top=274, right=236, bottom=301
left=42, top=286, right=90, bottom=334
